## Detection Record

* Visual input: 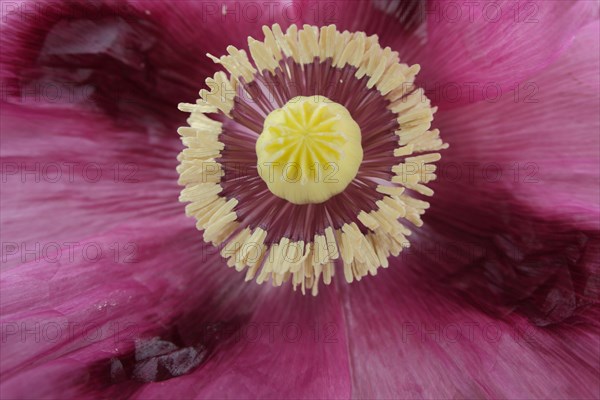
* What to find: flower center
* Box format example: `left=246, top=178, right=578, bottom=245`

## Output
left=178, top=23, right=448, bottom=295
left=255, top=95, right=363, bottom=205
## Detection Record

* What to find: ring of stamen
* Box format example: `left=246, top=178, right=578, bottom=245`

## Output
left=177, top=24, right=448, bottom=295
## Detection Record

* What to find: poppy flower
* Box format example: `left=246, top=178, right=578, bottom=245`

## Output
left=1, top=1, right=598, bottom=399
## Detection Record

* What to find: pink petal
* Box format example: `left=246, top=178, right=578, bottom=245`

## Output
left=339, top=20, right=599, bottom=397
left=2, top=2, right=598, bottom=398
left=411, top=0, right=597, bottom=108
left=1, top=212, right=266, bottom=396
left=1, top=102, right=352, bottom=397
left=129, top=287, right=351, bottom=399
left=0, top=0, right=290, bottom=127
left=1, top=103, right=181, bottom=268
left=296, top=0, right=426, bottom=41
left=2, top=225, right=352, bottom=398
left=1, top=215, right=197, bottom=371
left=340, top=264, right=599, bottom=399
left=410, top=21, right=600, bottom=325
left=433, top=20, right=600, bottom=231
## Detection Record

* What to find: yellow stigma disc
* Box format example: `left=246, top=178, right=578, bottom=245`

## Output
left=255, top=96, right=363, bottom=205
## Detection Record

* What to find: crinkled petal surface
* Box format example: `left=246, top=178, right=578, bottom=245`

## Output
left=341, top=264, right=599, bottom=399
left=0, top=0, right=292, bottom=127
left=1, top=1, right=350, bottom=398
left=433, top=19, right=600, bottom=228
left=340, top=19, right=600, bottom=399
left=1, top=0, right=599, bottom=399
left=299, top=0, right=596, bottom=109
left=402, top=0, right=596, bottom=108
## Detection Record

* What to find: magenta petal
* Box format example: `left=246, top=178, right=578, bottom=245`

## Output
left=296, top=0, right=426, bottom=40
left=0, top=0, right=290, bottom=127
left=334, top=20, right=600, bottom=398
left=413, top=0, right=597, bottom=108
left=2, top=1, right=598, bottom=398
left=2, top=250, right=352, bottom=398
left=340, top=265, right=599, bottom=398
left=433, top=20, right=600, bottom=230
left=1, top=216, right=194, bottom=372
left=0, top=359, right=93, bottom=399
left=128, top=288, right=351, bottom=399
left=409, top=21, right=600, bottom=325
left=0, top=213, right=266, bottom=397
left=1, top=103, right=181, bottom=266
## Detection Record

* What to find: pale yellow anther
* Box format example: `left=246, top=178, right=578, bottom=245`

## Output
left=179, top=24, right=447, bottom=294
left=256, top=95, right=363, bottom=204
